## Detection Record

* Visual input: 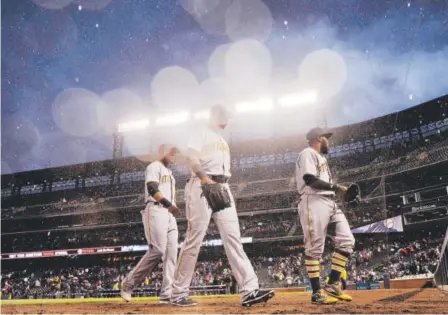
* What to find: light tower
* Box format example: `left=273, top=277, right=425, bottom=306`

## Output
left=112, top=131, right=124, bottom=159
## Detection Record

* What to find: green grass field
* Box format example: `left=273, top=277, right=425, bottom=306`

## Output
left=0, top=294, right=236, bottom=305
left=0, top=291, right=309, bottom=306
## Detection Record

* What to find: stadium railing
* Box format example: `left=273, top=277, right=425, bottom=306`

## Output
left=433, top=226, right=448, bottom=293
left=3, top=285, right=229, bottom=300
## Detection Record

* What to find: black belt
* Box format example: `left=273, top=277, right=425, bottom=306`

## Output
left=209, top=175, right=230, bottom=184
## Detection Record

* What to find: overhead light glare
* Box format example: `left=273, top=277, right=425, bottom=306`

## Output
left=117, top=119, right=150, bottom=133
left=235, top=97, right=274, bottom=114
left=278, top=90, right=318, bottom=108
left=155, top=111, right=190, bottom=126
left=193, top=110, right=210, bottom=120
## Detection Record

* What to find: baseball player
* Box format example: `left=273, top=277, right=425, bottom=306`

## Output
left=121, top=144, right=180, bottom=304
left=170, top=105, right=275, bottom=307
left=295, top=127, right=355, bottom=304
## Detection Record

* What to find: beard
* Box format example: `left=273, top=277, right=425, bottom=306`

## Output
left=161, top=157, right=173, bottom=166
left=320, top=145, right=329, bottom=155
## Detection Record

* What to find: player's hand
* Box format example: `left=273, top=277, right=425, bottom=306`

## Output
left=167, top=204, right=181, bottom=217
left=200, top=176, right=215, bottom=185
left=334, top=184, right=348, bottom=196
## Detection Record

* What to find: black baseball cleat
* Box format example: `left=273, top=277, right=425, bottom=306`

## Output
left=171, top=297, right=199, bottom=307
left=242, top=289, right=275, bottom=307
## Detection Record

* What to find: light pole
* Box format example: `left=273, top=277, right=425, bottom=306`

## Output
left=112, top=131, right=124, bottom=160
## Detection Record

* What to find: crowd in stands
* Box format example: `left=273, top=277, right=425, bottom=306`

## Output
left=1, top=179, right=295, bottom=221
left=338, top=138, right=448, bottom=183
left=3, top=170, right=447, bottom=252
left=2, top=230, right=444, bottom=299
left=349, top=232, right=444, bottom=283
left=2, top=213, right=298, bottom=253
left=2, top=132, right=447, bottom=222
left=3, top=158, right=447, bottom=237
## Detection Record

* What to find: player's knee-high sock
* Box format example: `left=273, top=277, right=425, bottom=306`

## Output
left=341, top=278, right=347, bottom=290
left=305, top=258, right=321, bottom=294
left=328, top=250, right=349, bottom=285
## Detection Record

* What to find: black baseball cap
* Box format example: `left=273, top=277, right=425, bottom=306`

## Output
left=306, top=127, right=333, bottom=142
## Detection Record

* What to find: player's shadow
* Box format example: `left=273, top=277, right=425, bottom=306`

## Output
left=377, top=288, right=425, bottom=303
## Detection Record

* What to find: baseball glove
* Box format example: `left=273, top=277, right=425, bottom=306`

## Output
left=343, top=183, right=361, bottom=205
left=201, top=183, right=232, bottom=213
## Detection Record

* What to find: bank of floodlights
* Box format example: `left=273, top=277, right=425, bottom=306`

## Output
left=117, top=119, right=150, bottom=133
left=117, top=91, right=318, bottom=132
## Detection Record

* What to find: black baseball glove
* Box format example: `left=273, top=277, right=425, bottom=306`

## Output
left=201, top=183, right=232, bottom=213
left=343, top=183, right=361, bottom=205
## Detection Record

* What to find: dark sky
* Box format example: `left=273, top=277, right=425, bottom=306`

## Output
left=2, top=0, right=448, bottom=174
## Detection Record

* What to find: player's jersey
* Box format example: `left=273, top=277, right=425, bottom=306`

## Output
left=187, top=126, right=231, bottom=178
left=295, top=147, right=334, bottom=196
left=144, top=160, right=176, bottom=204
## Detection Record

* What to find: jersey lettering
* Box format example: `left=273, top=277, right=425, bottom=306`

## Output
left=202, top=142, right=230, bottom=154
left=160, top=175, right=171, bottom=184
left=187, top=126, right=232, bottom=177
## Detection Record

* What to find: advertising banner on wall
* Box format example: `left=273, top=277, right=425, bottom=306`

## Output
left=1, top=237, right=253, bottom=260
left=351, top=215, right=403, bottom=234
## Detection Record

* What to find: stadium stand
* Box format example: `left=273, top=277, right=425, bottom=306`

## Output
left=1, top=95, right=447, bottom=299
left=1, top=228, right=445, bottom=299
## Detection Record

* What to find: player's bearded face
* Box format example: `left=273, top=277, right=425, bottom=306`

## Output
left=165, top=154, right=175, bottom=165
left=319, top=137, right=330, bottom=154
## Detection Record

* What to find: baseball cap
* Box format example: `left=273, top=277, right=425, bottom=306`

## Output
left=306, top=127, right=333, bottom=142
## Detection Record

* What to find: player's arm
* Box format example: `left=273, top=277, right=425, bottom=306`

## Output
left=303, top=174, right=344, bottom=192
left=185, top=148, right=214, bottom=184
left=184, top=130, right=214, bottom=184
left=146, top=181, right=172, bottom=208
left=145, top=165, right=180, bottom=215
left=298, top=152, right=346, bottom=193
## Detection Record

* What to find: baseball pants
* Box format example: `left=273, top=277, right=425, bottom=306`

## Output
left=171, top=178, right=259, bottom=301
left=298, top=194, right=355, bottom=259
left=122, top=204, right=178, bottom=300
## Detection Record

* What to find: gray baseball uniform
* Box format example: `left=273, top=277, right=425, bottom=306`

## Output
left=122, top=160, right=178, bottom=300
left=295, top=147, right=355, bottom=259
left=171, top=126, right=258, bottom=301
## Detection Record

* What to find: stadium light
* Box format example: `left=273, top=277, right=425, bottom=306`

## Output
left=117, top=119, right=150, bottom=133
left=235, top=97, right=274, bottom=114
left=193, top=109, right=210, bottom=120
left=155, top=111, right=190, bottom=126
left=278, top=90, right=318, bottom=108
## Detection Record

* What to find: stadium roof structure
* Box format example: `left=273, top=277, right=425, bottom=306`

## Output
left=328, top=94, right=447, bottom=144
left=1, top=94, right=447, bottom=187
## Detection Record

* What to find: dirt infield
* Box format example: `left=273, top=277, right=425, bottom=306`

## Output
left=2, top=289, right=448, bottom=314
